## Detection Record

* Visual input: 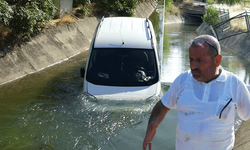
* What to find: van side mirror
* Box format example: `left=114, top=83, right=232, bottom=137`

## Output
left=80, top=66, right=85, bottom=78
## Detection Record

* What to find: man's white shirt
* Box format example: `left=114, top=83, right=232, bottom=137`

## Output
left=161, top=68, right=250, bottom=150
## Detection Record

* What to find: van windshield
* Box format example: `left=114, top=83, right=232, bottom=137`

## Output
left=86, top=48, right=159, bottom=86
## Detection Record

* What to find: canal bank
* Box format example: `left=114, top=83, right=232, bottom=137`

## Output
left=197, top=22, right=250, bottom=150
left=197, top=22, right=250, bottom=62
left=165, top=14, right=184, bottom=24
left=0, top=1, right=157, bottom=85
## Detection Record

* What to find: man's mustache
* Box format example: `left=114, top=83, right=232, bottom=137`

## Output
left=191, top=68, right=201, bottom=74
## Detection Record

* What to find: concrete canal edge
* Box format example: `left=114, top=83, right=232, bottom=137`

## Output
left=197, top=22, right=250, bottom=150
left=0, top=1, right=157, bottom=85
left=0, top=17, right=99, bottom=85
left=165, top=14, right=184, bottom=24
left=197, top=22, right=250, bottom=62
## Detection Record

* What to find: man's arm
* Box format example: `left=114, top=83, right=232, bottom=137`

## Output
left=142, top=100, right=170, bottom=150
left=236, top=81, right=250, bottom=120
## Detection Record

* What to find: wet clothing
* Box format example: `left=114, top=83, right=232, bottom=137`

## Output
left=161, top=68, right=250, bottom=150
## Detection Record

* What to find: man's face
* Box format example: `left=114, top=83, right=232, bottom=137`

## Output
left=189, top=44, right=218, bottom=83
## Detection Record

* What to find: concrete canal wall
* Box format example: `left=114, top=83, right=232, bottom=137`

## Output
left=197, top=22, right=250, bottom=150
left=196, top=22, right=250, bottom=61
left=0, top=1, right=157, bottom=85
left=165, top=14, right=184, bottom=24
left=0, top=17, right=99, bottom=85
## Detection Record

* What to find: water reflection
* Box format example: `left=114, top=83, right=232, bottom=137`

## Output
left=220, top=48, right=250, bottom=85
left=162, top=23, right=200, bottom=82
left=161, top=23, right=250, bottom=86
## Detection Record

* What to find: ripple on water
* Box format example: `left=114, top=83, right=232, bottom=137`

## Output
left=1, top=90, right=159, bottom=150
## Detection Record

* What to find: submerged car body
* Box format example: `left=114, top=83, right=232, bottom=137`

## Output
left=81, top=17, right=161, bottom=99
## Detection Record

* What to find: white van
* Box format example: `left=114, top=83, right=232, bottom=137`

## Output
left=81, top=17, right=161, bottom=100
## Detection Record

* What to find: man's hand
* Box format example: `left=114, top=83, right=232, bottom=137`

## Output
left=143, top=139, right=152, bottom=150
left=142, top=100, right=170, bottom=150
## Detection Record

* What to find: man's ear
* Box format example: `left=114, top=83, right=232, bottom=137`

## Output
left=215, top=55, right=222, bottom=67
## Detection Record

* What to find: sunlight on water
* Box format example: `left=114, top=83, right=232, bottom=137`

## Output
left=161, top=24, right=199, bottom=83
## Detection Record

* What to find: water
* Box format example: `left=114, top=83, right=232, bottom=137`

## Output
left=1, top=4, right=250, bottom=150
left=0, top=50, right=162, bottom=149
left=162, top=23, right=199, bottom=83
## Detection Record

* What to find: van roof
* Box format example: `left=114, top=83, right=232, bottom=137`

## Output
left=94, top=17, right=153, bottom=49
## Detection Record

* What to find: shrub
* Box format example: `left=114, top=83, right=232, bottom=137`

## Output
left=0, top=0, right=57, bottom=35
left=165, top=0, right=173, bottom=10
left=94, top=0, right=138, bottom=16
left=75, top=7, right=89, bottom=17
left=114, top=0, right=138, bottom=16
left=202, top=6, right=219, bottom=25
left=206, top=0, right=215, bottom=5
left=165, top=0, right=179, bottom=17
left=216, top=0, right=241, bottom=5
left=73, top=0, right=91, bottom=7
left=0, top=0, right=13, bottom=26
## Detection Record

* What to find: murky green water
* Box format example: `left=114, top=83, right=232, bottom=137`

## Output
left=1, top=3, right=250, bottom=150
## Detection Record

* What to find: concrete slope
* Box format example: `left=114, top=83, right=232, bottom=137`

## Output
left=0, top=17, right=99, bottom=85
left=196, top=22, right=250, bottom=61
left=133, top=0, right=157, bottom=18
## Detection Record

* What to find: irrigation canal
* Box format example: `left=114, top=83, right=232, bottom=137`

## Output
left=1, top=4, right=250, bottom=150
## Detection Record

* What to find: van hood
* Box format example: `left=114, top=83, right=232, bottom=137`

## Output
left=85, top=82, right=161, bottom=100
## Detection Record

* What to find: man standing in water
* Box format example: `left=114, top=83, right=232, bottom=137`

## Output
left=143, top=35, right=250, bottom=150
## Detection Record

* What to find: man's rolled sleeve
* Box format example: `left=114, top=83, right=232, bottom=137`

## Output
left=161, top=75, right=181, bottom=109
left=236, top=81, right=250, bottom=121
